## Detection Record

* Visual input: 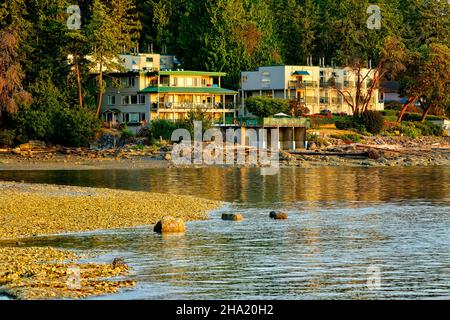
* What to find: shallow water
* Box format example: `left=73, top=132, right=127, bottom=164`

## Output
left=0, top=167, right=449, bottom=299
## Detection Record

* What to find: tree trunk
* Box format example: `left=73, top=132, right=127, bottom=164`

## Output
left=396, top=96, right=416, bottom=123
left=74, top=55, right=83, bottom=108
left=421, top=104, right=433, bottom=122
left=96, top=57, right=103, bottom=117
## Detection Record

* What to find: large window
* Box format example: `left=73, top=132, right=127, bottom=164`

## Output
left=121, top=95, right=145, bottom=105
left=121, top=77, right=136, bottom=88
left=107, top=95, right=116, bottom=105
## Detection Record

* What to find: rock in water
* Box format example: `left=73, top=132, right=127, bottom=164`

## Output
left=221, top=213, right=244, bottom=221
left=270, top=211, right=288, bottom=220
left=154, top=216, right=185, bottom=233
left=112, top=257, right=126, bottom=269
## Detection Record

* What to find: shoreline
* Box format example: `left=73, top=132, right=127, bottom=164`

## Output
left=1, top=135, right=449, bottom=170
left=0, top=181, right=222, bottom=300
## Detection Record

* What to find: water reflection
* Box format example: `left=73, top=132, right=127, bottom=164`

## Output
left=0, top=167, right=449, bottom=299
left=0, top=167, right=449, bottom=205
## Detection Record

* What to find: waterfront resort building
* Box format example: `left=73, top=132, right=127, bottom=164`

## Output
left=240, top=65, right=385, bottom=116
left=98, top=53, right=238, bottom=129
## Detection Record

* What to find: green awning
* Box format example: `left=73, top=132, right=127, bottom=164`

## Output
left=292, top=70, right=310, bottom=76
left=139, top=86, right=238, bottom=95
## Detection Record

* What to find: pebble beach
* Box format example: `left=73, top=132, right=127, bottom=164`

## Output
left=0, top=181, right=222, bottom=299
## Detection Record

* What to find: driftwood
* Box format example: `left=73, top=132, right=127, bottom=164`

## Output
left=355, top=144, right=402, bottom=153
left=289, top=151, right=368, bottom=158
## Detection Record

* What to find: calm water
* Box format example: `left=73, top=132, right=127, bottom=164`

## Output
left=0, top=167, right=449, bottom=299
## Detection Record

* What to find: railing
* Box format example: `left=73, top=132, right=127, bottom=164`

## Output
left=288, top=80, right=318, bottom=89
left=152, top=102, right=236, bottom=110
left=236, top=117, right=309, bottom=128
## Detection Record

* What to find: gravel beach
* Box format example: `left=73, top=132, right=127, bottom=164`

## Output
left=0, top=181, right=222, bottom=299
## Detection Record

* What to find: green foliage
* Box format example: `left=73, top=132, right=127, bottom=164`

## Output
left=360, top=111, right=385, bottom=134
left=121, top=125, right=134, bottom=139
left=402, top=113, right=447, bottom=122
left=148, top=119, right=184, bottom=141
left=52, top=107, right=100, bottom=147
left=245, top=96, right=290, bottom=117
left=330, top=133, right=361, bottom=143
left=0, top=129, right=16, bottom=147
left=389, top=121, right=444, bottom=138
left=11, top=76, right=100, bottom=147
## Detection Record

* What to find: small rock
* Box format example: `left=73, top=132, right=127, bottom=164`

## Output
left=154, top=216, right=185, bottom=233
left=164, top=153, right=172, bottom=161
left=112, top=257, right=126, bottom=269
left=367, top=148, right=382, bottom=160
left=270, top=211, right=288, bottom=220
left=221, top=213, right=244, bottom=221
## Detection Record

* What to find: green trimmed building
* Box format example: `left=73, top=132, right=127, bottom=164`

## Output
left=100, top=54, right=238, bottom=129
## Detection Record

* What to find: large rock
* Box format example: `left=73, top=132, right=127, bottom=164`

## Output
left=153, top=216, right=185, bottom=233
left=270, top=211, right=288, bottom=220
left=221, top=213, right=244, bottom=221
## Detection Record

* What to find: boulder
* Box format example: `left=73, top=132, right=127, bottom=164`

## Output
left=164, top=153, right=172, bottom=161
left=19, top=143, right=31, bottom=151
left=153, top=216, right=185, bottom=233
left=270, top=211, right=288, bottom=220
left=112, top=257, right=127, bottom=269
left=367, top=148, right=382, bottom=160
left=221, top=213, right=244, bottom=221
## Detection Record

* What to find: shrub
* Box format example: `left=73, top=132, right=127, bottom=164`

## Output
left=397, top=123, right=420, bottom=138
left=149, top=119, right=184, bottom=141
left=245, top=96, right=290, bottom=117
left=335, top=117, right=353, bottom=130
left=360, top=111, right=385, bottom=134
left=306, top=133, right=319, bottom=143
left=330, top=133, right=361, bottom=143
left=121, top=125, right=134, bottom=139
left=52, top=108, right=100, bottom=147
left=0, top=129, right=15, bottom=147
left=402, top=113, right=447, bottom=122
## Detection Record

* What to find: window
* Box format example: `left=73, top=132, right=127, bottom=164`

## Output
left=128, top=77, right=135, bottom=88
left=242, top=76, right=248, bottom=82
left=173, top=77, right=178, bottom=86
left=130, top=113, right=139, bottom=123
left=121, top=96, right=130, bottom=105
left=139, top=95, right=145, bottom=104
left=107, top=95, right=116, bottom=105
left=146, top=57, right=153, bottom=62
left=131, top=95, right=138, bottom=104
left=193, top=78, right=198, bottom=87
left=202, top=78, right=207, bottom=86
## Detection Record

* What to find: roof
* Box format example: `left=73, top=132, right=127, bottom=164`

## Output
left=139, top=86, right=238, bottom=94
left=158, top=70, right=226, bottom=77
left=292, top=70, right=311, bottom=75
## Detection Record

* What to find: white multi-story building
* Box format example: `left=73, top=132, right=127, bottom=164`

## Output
left=240, top=65, right=385, bottom=116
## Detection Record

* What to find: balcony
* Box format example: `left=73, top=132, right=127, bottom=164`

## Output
left=237, top=117, right=310, bottom=128
left=153, top=102, right=236, bottom=111
left=288, top=80, right=318, bottom=89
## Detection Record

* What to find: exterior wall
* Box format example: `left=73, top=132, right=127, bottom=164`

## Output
left=241, top=65, right=385, bottom=116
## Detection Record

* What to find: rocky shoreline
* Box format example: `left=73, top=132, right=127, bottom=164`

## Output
left=0, top=182, right=222, bottom=299
left=0, top=135, right=449, bottom=170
